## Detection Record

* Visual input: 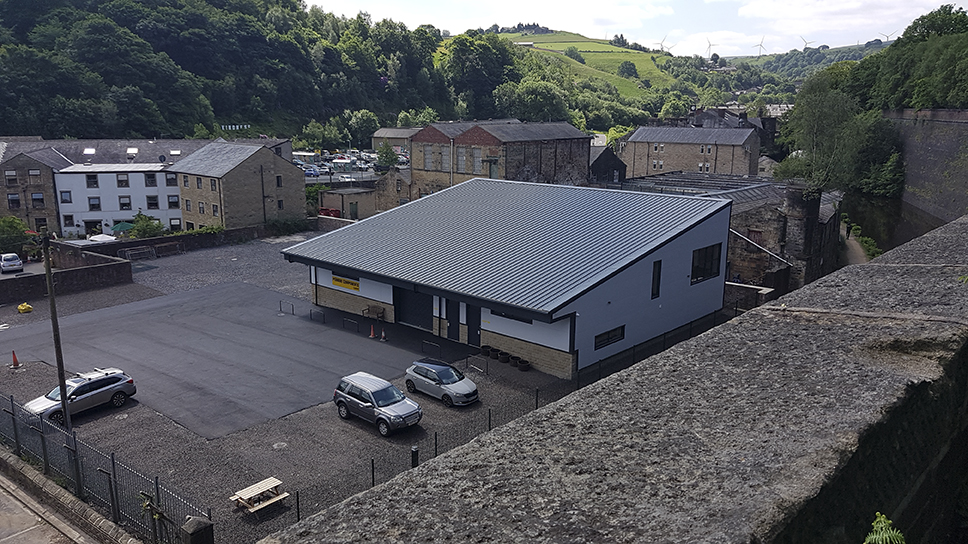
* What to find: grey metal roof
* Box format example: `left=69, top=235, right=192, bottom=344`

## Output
left=479, top=122, right=589, bottom=142
left=628, top=127, right=754, bottom=145
left=164, top=142, right=263, bottom=178
left=283, top=178, right=730, bottom=315
left=373, top=128, right=421, bottom=139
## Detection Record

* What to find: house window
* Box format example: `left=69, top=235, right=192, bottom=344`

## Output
left=704, top=163, right=710, bottom=172
left=660, top=144, right=664, bottom=152
left=275, top=176, right=282, bottom=188
left=196, top=177, right=202, bottom=189
left=211, top=179, right=218, bottom=191
left=166, top=173, right=177, bottom=187
left=7, top=193, right=20, bottom=209
left=441, top=146, right=451, bottom=172
left=31, top=193, right=44, bottom=208
left=698, top=163, right=704, bottom=172
left=88, top=197, right=101, bottom=211
left=145, top=173, right=157, bottom=187
left=399, top=198, right=409, bottom=205
left=184, top=199, right=191, bottom=212
left=473, top=148, right=482, bottom=174
left=64, top=215, right=75, bottom=227
left=86, top=174, right=99, bottom=188
left=59, top=190, right=72, bottom=203
left=168, top=195, right=180, bottom=208
left=34, top=218, right=46, bottom=231
left=183, top=175, right=189, bottom=188
left=651, top=260, right=662, bottom=299
left=198, top=202, right=205, bottom=215
left=117, top=174, right=129, bottom=187
left=691, top=243, right=722, bottom=285
left=456, top=147, right=466, bottom=173
left=653, top=143, right=658, bottom=152
left=28, top=169, right=41, bottom=180
left=169, top=218, right=181, bottom=231
left=277, top=199, right=284, bottom=210
left=594, top=325, right=625, bottom=350
left=700, top=145, right=705, bottom=154
left=119, top=195, right=132, bottom=210
left=658, top=160, right=664, bottom=170
left=146, top=195, right=159, bottom=209
left=423, top=145, right=433, bottom=170
left=186, top=221, right=195, bottom=230
left=396, top=179, right=401, bottom=192
left=652, top=160, right=657, bottom=170
left=212, top=204, right=219, bottom=217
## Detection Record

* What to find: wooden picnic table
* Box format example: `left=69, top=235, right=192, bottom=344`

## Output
left=229, top=477, right=290, bottom=513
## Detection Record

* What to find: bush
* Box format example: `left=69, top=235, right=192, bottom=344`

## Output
left=856, top=236, right=883, bottom=259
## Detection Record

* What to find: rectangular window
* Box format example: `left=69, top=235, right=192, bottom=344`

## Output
left=473, top=148, right=482, bottom=174
left=146, top=195, right=159, bottom=209
left=169, top=218, right=182, bottom=231
left=168, top=195, right=180, bottom=208
left=441, top=146, right=451, bottom=172
left=198, top=202, right=205, bottom=215
left=659, top=144, right=664, bottom=152
left=196, top=177, right=202, bottom=189
left=119, top=195, right=132, bottom=210
left=275, top=175, right=282, bottom=188
left=705, top=163, right=710, bottom=173
left=456, top=147, right=466, bottom=173
left=700, top=145, right=705, bottom=154
left=166, top=173, right=177, bottom=187
left=186, top=221, right=195, bottom=231
left=34, top=218, right=46, bottom=231
left=7, top=193, right=20, bottom=209
left=63, top=215, right=74, bottom=227
left=691, top=243, right=722, bottom=285
left=212, top=204, right=219, bottom=217
left=88, top=197, right=101, bottom=211
left=652, top=160, right=657, bottom=170
left=594, top=326, right=625, bottom=350
left=86, top=174, right=99, bottom=188
left=28, top=168, right=40, bottom=177
left=699, top=163, right=704, bottom=172
left=651, top=260, right=662, bottom=299
left=145, top=173, right=157, bottom=187
left=31, top=193, right=44, bottom=208
left=211, top=179, right=218, bottom=191
left=653, top=143, right=658, bottom=152
left=423, top=145, right=433, bottom=170
left=183, top=175, right=189, bottom=188
left=184, top=199, right=191, bottom=212
left=658, top=160, right=664, bottom=170
left=277, top=199, right=284, bottom=210
left=117, top=174, right=129, bottom=187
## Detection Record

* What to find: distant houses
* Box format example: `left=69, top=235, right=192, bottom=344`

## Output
left=616, top=127, right=759, bottom=178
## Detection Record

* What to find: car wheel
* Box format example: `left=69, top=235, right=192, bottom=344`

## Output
left=442, top=394, right=454, bottom=408
left=111, top=391, right=128, bottom=408
left=377, top=420, right=390, bottom=437
left=406, top=380, right=416, bottom=393
left=337, top=402, right=350, bottom=419
left=49, top=412, right=65, bottom=426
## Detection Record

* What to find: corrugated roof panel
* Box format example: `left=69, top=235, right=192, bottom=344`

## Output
left=284, top=179, right=729, bottom=313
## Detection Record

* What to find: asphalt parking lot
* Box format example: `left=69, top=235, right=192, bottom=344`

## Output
left=0, top=233, right=572, bottom=544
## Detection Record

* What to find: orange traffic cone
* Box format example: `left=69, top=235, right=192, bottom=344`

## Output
left=380, top=328, right=387, bottom=342
left=369, top=325, right=376, bottom=339
left=11, top=350, right=20, bottom=369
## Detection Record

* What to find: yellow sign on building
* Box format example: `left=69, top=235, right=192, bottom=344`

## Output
left=332, top=276, right=360, bottom=291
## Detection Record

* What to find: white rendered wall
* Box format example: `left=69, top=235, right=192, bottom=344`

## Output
left=314, top=267, right=393, bottom=304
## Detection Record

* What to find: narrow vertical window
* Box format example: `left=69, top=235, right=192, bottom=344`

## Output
left=651, top=260, right=662, bottom=299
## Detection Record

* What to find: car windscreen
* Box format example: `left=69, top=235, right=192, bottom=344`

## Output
left=436, top=366, right=464, bottom=385
left=371, top=385, right=405, bottom=407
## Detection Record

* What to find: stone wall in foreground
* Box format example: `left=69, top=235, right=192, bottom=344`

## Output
left=261, top=216, right=968, bottom=544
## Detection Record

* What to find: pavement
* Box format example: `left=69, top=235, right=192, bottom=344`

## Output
left=0, top=471, right=97, bottom=544
left=841, top=224, right=869, bottom=265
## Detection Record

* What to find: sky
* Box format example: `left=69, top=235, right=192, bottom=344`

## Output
left=307, top=0, right=960, bottom=58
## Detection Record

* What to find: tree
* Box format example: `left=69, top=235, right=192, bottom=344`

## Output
left=0, top=216, right=29, bottom=254
left=901, top=4, right=968, bottom=42
left=514, top=80, right=569, bottom=122
left=346, top=109, right=379, bottom=148
left=129, top=211, right=164, bottom=239
left=563, top=46, right=584, bottom=64
left=376, top=140, right=397, bottom=166
left=617, top=60, right=639, bottom=79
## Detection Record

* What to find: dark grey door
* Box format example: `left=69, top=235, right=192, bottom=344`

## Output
left=394, top=287, right=433, bottom=330
left=466, top=304, right=481, bottom=347
left=446, top=299, right=460, bottom=341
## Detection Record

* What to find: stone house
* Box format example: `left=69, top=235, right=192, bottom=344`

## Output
left=588, top=145, right=627, bottom=188
left=2, top=149, right=71, bottom=233
left=617, top=127, right=759, bottom=178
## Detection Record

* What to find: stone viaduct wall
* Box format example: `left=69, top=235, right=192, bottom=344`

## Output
left=261, top=215, right=968, bottom=544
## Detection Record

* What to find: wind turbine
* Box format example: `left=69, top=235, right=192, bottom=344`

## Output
left=879, top=29, right=898, bottom=41
left=655, top=35, right=669, bottom=52
left=800, top=35, right=815, bottom=49
left=706, top=37, right=719, bottom=59
left=753, top=36, right=766, bottom=57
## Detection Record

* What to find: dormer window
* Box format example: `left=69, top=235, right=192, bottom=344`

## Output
left=83, top=148, right=96, bottom=155
left=126, top=147, right=138, bottom=154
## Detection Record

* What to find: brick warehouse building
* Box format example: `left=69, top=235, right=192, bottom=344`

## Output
left=617, top=127, right=759, bottom=178
left=283, top=178, right=731, bottom=379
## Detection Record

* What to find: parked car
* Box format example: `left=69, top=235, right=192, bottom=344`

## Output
left=23, top=368, right=137, bottom=425
left=1, top=253, right=23, bottom=273
left=405, top=358, right=479, bottom=407
left=304, top=166, right=320, bottom=177
left=338, top=174, right=354, bottom=182
left=334, top=372, right=422, bottom=436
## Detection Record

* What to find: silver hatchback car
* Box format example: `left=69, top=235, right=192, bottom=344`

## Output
left=405, top=358, right=479, bottom=407
left=334, top=372, right=422, bottom=436
left=23, top=368, right=136, bottom=425
left=1, top=252, right=23, bottom=273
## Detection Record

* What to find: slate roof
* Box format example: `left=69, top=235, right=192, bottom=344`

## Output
left=164, top=142, right=263, bottom=177
left=61, top=163, right=167, bottom=173
left=372, top=128, right=421, bottom=139
left=479, top=122, right=589, bottom=142
left=22, top=148, right=73, bottom=169
left=627, top=127, right=755, bottom=145
left=283, top=178, right=730, bottom=315
left=425, top=119, right=520, bottom=139
left=589, top=146, right=606, bottom=164
left=0, top=137, right=289, bottom=165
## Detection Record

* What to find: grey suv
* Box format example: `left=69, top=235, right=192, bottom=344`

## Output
left=334, top=372, right=422, bottom=436
left=24, top=368, right=136, bottom=425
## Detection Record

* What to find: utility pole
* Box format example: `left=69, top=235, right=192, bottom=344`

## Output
left=43, top=229, right=72, bottom=432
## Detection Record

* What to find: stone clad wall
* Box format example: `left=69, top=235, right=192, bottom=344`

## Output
left=261, top=215, right=968, bottom=544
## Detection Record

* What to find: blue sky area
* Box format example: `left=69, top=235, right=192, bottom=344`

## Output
left=308, top=0, right=958, bottom=57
